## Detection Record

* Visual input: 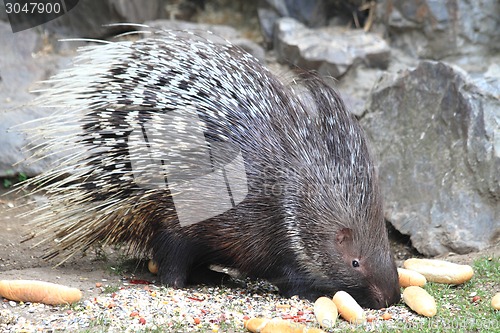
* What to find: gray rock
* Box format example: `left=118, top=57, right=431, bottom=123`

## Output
left=0, top=2, right=7, bottom=22
left=112, top=0, right=166, bottom=24
left=274, top=18, right=390, bottom=78
left=0, top=21, right=73, bottom=177
left=337, top=48, right=418, bottom=117
left=336, top=64, right=384, bottom=117
left=376, top=0, right=500, bottom=61
left=362, top=61, right=499, bottom=256
left=0, top=22, right=40, bottom=177
left=41, top=0, right=168, bottom=38
left=257, top=0, right=328, bottom=46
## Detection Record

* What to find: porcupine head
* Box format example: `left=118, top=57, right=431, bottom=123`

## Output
left=20, top=28, right=400, bottom=309
left=270, top=76, right=401, bottom=309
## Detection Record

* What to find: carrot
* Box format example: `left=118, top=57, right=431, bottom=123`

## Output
left=314, top=296, right=338, bottom=328
left=332, top=291, right=366, bottom=324
left=244, top=317, right=269, bottom=332
left=243, top=317, right=325, bottom=333
left=148, top=259, right=158, bottom=274
left=398, top=268, right=427, bottom=287
left=402, top=286, right=437, bottom=317
left=403, top=258, right=473, bottom=284
left=260, top=318, right=305, bottom=333
left=0, top=280, right=82, bottom=305
left=492, top=292, right=500, bottom=310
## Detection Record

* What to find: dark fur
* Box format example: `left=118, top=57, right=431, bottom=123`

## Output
left=26, top=30, right=400, bottom=309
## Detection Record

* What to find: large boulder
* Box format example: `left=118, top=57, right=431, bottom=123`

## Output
left=0, top=22, right=73, bottom=177
left=274, top=17, right=390, bottom=78
left=362, top=61, right=499, bottom=256
left=257, top=0, right=328, bottom=46
left=375, top=0, right=500, bottom=63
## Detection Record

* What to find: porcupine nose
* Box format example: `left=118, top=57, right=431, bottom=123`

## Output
left=369, top=284, right=401, bottom=309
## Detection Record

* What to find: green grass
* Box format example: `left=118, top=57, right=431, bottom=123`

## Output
left=422, top=257, right=499, bottom=332
left=1, top=171, right=28, bottom=188
left=101, top=284, right=121, bottom=294
left=329, top=256, right=499, bottom=333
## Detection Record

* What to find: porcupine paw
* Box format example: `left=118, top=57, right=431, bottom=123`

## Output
left=187, top=265, right=236, bottom=287
left=157, top=264, right=236, bottom=288
left=150, top=232, right=194, bottom=288
left=274, top=269, right=329, bottom=301
left=278, top=284, right=326, bottom=301
left=156, top=264, right=189, bottom=288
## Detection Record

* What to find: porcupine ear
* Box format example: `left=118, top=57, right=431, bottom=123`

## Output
left=336, top=228, right=353, bottom=246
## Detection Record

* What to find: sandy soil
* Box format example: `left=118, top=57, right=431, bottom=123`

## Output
left=0, top=190, right=122, bottom=284
left=0, top=189, right=155, bottom=322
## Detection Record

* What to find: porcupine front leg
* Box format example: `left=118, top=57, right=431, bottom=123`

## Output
left=150, top=230, right=233, bottom=287
left=278, top=282, right=329, bottom=301
left=150, top=230, right=194, bottom=288
left=270, top=263, right=330, bottom=301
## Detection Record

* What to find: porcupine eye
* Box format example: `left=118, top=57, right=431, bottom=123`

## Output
left=352, top=260, right=360, bottom=268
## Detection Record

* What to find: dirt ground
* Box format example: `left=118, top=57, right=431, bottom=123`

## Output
left=0, top=189, right=156, bottom=320
left=1, top=188, right=499, bottom=322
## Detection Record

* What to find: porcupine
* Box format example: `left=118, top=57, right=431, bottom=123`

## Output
left=22, top=28, right=400, bottom=309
